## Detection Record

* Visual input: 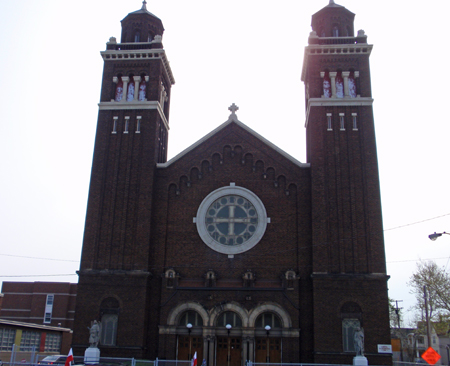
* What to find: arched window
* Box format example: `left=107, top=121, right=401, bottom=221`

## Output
left=138, top=77, right=147, bottom=101
left=341, top=302, right=362, bottom=352
left=100, top=297, right=119, bottom=346
left=134, top=31, right=140, bottom=42
left=115, top=78, right=124, bottom=102
left=179, top=311, right=203, bottom=326
left=332, top=26, right=339, bottom=37
left=217, top=311, right=242, bottom=327
left=127, top=75, right=135, bottom=101
left=147, top=33, right=153, bottom=42
left=255, top=313, right=281, bottom=329
left=348, top=71, right=357, bottom=98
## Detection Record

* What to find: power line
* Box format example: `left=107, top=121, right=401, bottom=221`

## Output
left=384, top=213, right=450, bottom=231
left=0, top=254, right=79, bottom=262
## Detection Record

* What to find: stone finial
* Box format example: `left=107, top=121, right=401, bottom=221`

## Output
left=107, top=37, right=117, bottom=44
left=152, top=35, right=162, bottom=43
left=142, top=0, right=147, bottom=10
left=329, top=0, right=335, bottom=4
left=357, top=30, right=366, bottom=37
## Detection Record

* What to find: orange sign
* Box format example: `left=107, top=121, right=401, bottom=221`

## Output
left=421, top=347, right=441, bottom=365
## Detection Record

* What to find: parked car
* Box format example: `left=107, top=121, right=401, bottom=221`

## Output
left=38, top=355, right=68, bottom=365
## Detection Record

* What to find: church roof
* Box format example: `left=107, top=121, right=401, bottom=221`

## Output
left=312, top=0, right=355, bottom=18
left=157, top=105, right=310, bottom=169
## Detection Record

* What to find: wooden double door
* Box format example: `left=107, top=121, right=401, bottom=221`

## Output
left=216, top=336, right=242, bottom=366
left=255, top=337, right=281, bottom=363
left=178, top=336, right=204, bottom=362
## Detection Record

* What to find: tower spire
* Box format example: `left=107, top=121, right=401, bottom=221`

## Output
left=142, top=0, right=147, bottom=10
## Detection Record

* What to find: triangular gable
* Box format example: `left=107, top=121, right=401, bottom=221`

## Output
left=157, top=113, right=310, bottom=168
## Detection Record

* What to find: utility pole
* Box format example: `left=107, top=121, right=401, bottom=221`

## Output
left=424, top=286, right=432, bottom=348
left=395, top=300, right=404, bottom=361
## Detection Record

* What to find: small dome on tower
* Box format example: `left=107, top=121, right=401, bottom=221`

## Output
left=311, top=0, right=355, bottom=38
left=120, top=1, right=164, bottom=43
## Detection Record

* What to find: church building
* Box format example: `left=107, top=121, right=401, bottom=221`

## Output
left=72, top=1, right=391, bottom=365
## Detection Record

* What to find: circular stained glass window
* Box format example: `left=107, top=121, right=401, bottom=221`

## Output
left=196, top=185, right=268, bottom=255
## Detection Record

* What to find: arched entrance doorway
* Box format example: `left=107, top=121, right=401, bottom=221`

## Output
left=254, top=313, right=282, bottom=363
left=215, top=311, right=242, bottom=366
left=177, top=310, right=204, bottom=362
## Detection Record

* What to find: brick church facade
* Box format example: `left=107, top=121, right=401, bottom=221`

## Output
left=72, top=1, right=391, bottom=365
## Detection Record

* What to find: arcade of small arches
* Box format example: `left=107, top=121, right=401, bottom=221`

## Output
left=165, top=149, right=299, bottom=198
left=111, top=74, right=168, bottom=109
left=321, top=70, right=360, bottom=99
left=160, top=301, right=299, bottom=365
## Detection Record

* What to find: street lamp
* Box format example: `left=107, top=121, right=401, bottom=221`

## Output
left=429, top=232, right=450, bottom=241
left=187, top=323, right=193, bottom=360
left=265, top=325, right=271, bottom=363
left=226, top=324, right=232, bottom=366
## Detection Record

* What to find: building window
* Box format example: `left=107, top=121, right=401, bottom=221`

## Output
left=112, top=117, right=118, bottom=134
left=124, top=117, right=130, bottom=134
left=114, top=79, right=124, bottom=102
left=349, top=71, right=357, bottom=98
left=340, top=113, right=345, bottom=130
left=352, top=113, right=358, bottom=130
left=44, top=313, right=52, bottom=323
left=216, top=312, right=242, bottom=327
left=46, top=295, right=54, bottom=305
left=134, top=31, right=140, bottom=42
left=417, top=336, right=424, bottom=344
left=126, top=78, right=135, bottom=101
left=44, top=333, right=62, bottom=352
left=44, top=294, right=54, bottom=324
left=100, top=314, right=118, bottom=346
left=333, top=26, right=339, bottom=37
left=342, top=318, right=360, bottom=352
left=136, top=116, right=142, bottom=133
left=179, top=311, right=203, bottom=327
left=255, top=313, right=282, bottom=328
left=327, top=113, right=332, bottom=131
left=20, top=330, right=41, bottom=351
left=0, top=328, right=16, bottom=351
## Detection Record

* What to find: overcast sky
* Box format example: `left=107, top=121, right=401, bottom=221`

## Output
left=0, top=0, right=449, bottom=326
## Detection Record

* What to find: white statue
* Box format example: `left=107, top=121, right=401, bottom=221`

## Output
left=88, top=320, right=101, bottom=347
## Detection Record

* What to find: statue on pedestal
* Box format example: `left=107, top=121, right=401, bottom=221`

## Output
left=88, top=320, right=101, bottom=348
left=354, top=327, right=364, bottom=356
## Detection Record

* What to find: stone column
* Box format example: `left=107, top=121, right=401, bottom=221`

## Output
left=133, top=76, right=141, bottom=101
left=329, top=72, right=337, bottom=98
left=121, top=76, right=129, bottom=103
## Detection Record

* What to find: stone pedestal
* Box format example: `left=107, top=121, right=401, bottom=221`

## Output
left=84, top=347, right=100, bottom=365
left=353, top=356, right=368, bottom=366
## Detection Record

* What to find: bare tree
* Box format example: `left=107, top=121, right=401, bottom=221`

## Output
left=408, top=261, right=450, bottom=320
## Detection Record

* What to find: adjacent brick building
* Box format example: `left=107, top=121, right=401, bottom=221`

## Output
left=73, top=1, right=391, bottom=365
left=0, top=282, right=77, bottom=329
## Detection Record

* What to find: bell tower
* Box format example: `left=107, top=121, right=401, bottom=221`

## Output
left=302, top=1, right=391, bottom=364
left=73, top=1, right=175, bottom=358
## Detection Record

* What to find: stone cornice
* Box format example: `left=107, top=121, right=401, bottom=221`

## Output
left=98, top=100, right=169, bottom=131
left=305, top=97, right=374, bottom=128
left=301, top=43, right=373, bottom=81
left=101, top=48, right=175, bottom=85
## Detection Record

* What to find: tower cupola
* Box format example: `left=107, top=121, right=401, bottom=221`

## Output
left=311, top=0, right=355, bottom=38
left=120, top=1, right=164, bottom=43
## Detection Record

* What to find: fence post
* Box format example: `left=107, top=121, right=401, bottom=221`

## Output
left=155, top=357, right=158, bottom=366
left=131, top=358, right=136, bottom=366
